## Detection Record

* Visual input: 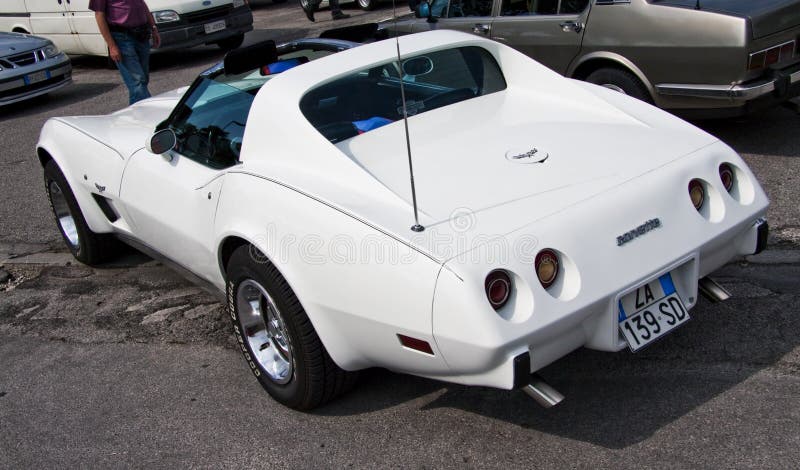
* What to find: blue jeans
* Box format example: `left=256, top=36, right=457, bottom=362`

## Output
left=111, top=31, right=151, bottom=105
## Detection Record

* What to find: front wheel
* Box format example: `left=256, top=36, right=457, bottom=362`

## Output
left=585, top=67, right=652, bottom=104
left=226, top=246, right=357, bottom=409
left=43, top=160, right=116, bottom=265
left=216, top=33, right=245, bottom=51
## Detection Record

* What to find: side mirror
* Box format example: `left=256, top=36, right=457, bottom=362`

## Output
left=146, top=128, right=177, bottom=155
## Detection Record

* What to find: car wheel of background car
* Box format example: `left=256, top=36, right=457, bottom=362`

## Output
left=586, top=67, right=652, bottom=104
left=272, top=0, right=288, bottom=3
left=357, top=0, right=376, bottom=10
left=300, top=0, right=311, bottom=12
left=216, top=34, right=245, bottom=51
left=226, top=245, right=358, bottom=410
left=43, top=160, right=117, bottom=265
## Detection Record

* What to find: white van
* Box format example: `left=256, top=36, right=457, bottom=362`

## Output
left=0, top=0, right=253, bottom=57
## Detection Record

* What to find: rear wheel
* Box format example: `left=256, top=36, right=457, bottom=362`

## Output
left=226, top=246, right=357, bottom=409
left=357, top=0, right=376, bottom=10
left=216, top=33, right=245, bottom=51
left=43, top=160, right=116, bottom=265
left=585, top=67, right=652, bottom=104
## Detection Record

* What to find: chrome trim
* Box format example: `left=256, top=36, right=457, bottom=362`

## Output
left=656, top=81, right=775, bottom=101
left=791, top=69, right=800, bottom=85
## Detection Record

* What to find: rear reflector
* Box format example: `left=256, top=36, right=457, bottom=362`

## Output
left=689, top=179, right=705, bottom=210
left=397, top=334, right=434, bottom=355
left=485, top=270, right=512, bottom=310
left=719, top=164, right=734, bottom=193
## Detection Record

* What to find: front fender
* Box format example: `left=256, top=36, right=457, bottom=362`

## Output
left=37, top=118, right=125, bottom=235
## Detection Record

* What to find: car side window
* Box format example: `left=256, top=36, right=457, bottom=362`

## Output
left=500, top=0, right=589, bottom=15
left=445, top=0, right=493, bottom=17
left=169, top=78, right=254, bottom=169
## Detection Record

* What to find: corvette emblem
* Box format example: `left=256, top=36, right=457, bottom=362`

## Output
left=505, top=147, right=549, bottom=164
left=617, top=218, right=662, bottom=246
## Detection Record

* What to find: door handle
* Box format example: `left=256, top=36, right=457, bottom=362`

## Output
left=472, top=23, right=490, bottom=35
left=560, top=21, right=583, bottom=33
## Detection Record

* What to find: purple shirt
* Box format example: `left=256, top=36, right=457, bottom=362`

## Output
left=89, top=0, right=149, bottom=28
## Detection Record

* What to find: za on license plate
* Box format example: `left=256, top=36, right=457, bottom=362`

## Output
left=618, top=274, right=689, bottom=352
left=204, top=20, right=226, bottom=34
left=25, top=70, right=48, bottom=85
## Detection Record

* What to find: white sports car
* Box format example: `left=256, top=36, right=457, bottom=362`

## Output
left=37, top=30, right=769, bottom=410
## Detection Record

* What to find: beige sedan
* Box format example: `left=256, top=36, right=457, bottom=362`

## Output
left=387, top=0, right=800, bottom=118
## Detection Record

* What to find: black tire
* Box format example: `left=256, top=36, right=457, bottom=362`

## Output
left=585, top=67, right=652, bottom=104
left=357, top=0, right=376, bottom=10
left=226, top=246, right=357, bottom=410
left=43, top=160, right=115, bottom=265
left=216, top=33, right=245, bottom=51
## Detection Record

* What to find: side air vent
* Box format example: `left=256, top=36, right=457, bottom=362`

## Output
left=91, top=194, right=119, bottom=222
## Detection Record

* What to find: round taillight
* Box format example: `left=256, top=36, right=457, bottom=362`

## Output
left=688, top=179, right=705, bottom=210
left=719, top=164, right=734, bottom=193
left=535, top=249, right=559, bottom=289
left=485, top=270, right=512, bottom=310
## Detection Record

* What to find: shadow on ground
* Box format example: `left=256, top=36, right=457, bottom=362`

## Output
left=694, top=105, right=800, bottom=158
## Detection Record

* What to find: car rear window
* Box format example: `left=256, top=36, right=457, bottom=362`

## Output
left=300, top=46, right=507, bottom=144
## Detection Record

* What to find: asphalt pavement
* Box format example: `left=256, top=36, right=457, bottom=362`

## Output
left=1, top=1, right=799, bottom=468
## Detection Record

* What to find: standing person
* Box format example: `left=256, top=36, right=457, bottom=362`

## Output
left=303, top=0, right=350, bottom=22
left=90, top=0, right=161, bottom=105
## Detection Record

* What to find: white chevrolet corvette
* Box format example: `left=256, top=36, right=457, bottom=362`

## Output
left=37, top=30, right=769, bottom=410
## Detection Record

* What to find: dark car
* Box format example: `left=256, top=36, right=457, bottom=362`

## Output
left=386, top=0, right=800, bottom=117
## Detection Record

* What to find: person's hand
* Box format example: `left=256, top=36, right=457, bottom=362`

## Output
left=152, top=29, right=161, bottom=48
left=109, top=44, right=121, bottom=62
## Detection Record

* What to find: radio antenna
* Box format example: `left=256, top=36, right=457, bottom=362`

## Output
left=392, top=0, right=424, bottom=232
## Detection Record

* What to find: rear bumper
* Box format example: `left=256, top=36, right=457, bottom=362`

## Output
left=440, top=216, right=768, bottom=391
left=156, top=9, right=253, bottom=50
left=0, top=59, right=72, bottom=106
left=656, top=62, right=800, bottom=118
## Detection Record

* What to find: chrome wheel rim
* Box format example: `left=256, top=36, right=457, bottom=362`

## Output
left=601, top=83, right=626, bottom=94
left=49, top=181, right=79, bottom=249
left=236, top=279, right=294, bottom=384
left=358, top=0, right=370, bottom=7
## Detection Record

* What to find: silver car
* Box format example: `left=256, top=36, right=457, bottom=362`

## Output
left=389, top=0, right=800, bottom=118
left=0, top=32, right=71, bottom=106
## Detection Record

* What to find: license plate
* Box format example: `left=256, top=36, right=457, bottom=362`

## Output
left=25, top=70, right=49, bottom=85
left=204, top=20, right=226, bottom=34
left=618, top=274, right=689, bottom=352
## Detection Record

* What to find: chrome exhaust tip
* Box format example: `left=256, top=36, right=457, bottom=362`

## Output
left=523, top=374, right=564, bottom=408
left=698, top=277, right=731, bottom=303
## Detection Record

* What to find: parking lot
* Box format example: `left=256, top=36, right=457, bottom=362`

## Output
left=1, top=1, right=799, bottom=468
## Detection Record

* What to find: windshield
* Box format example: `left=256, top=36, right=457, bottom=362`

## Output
left=300, top=46, right=506, bottom=144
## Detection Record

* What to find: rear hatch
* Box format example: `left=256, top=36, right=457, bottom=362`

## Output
left=335, top=87, right=717, bottom=259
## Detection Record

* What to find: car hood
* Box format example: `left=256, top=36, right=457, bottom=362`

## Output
left=0, top=32, right=48, bottom=56
left=54, top=87, right=187, bottom=158
left=334, top=82, right=717, bottom=245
